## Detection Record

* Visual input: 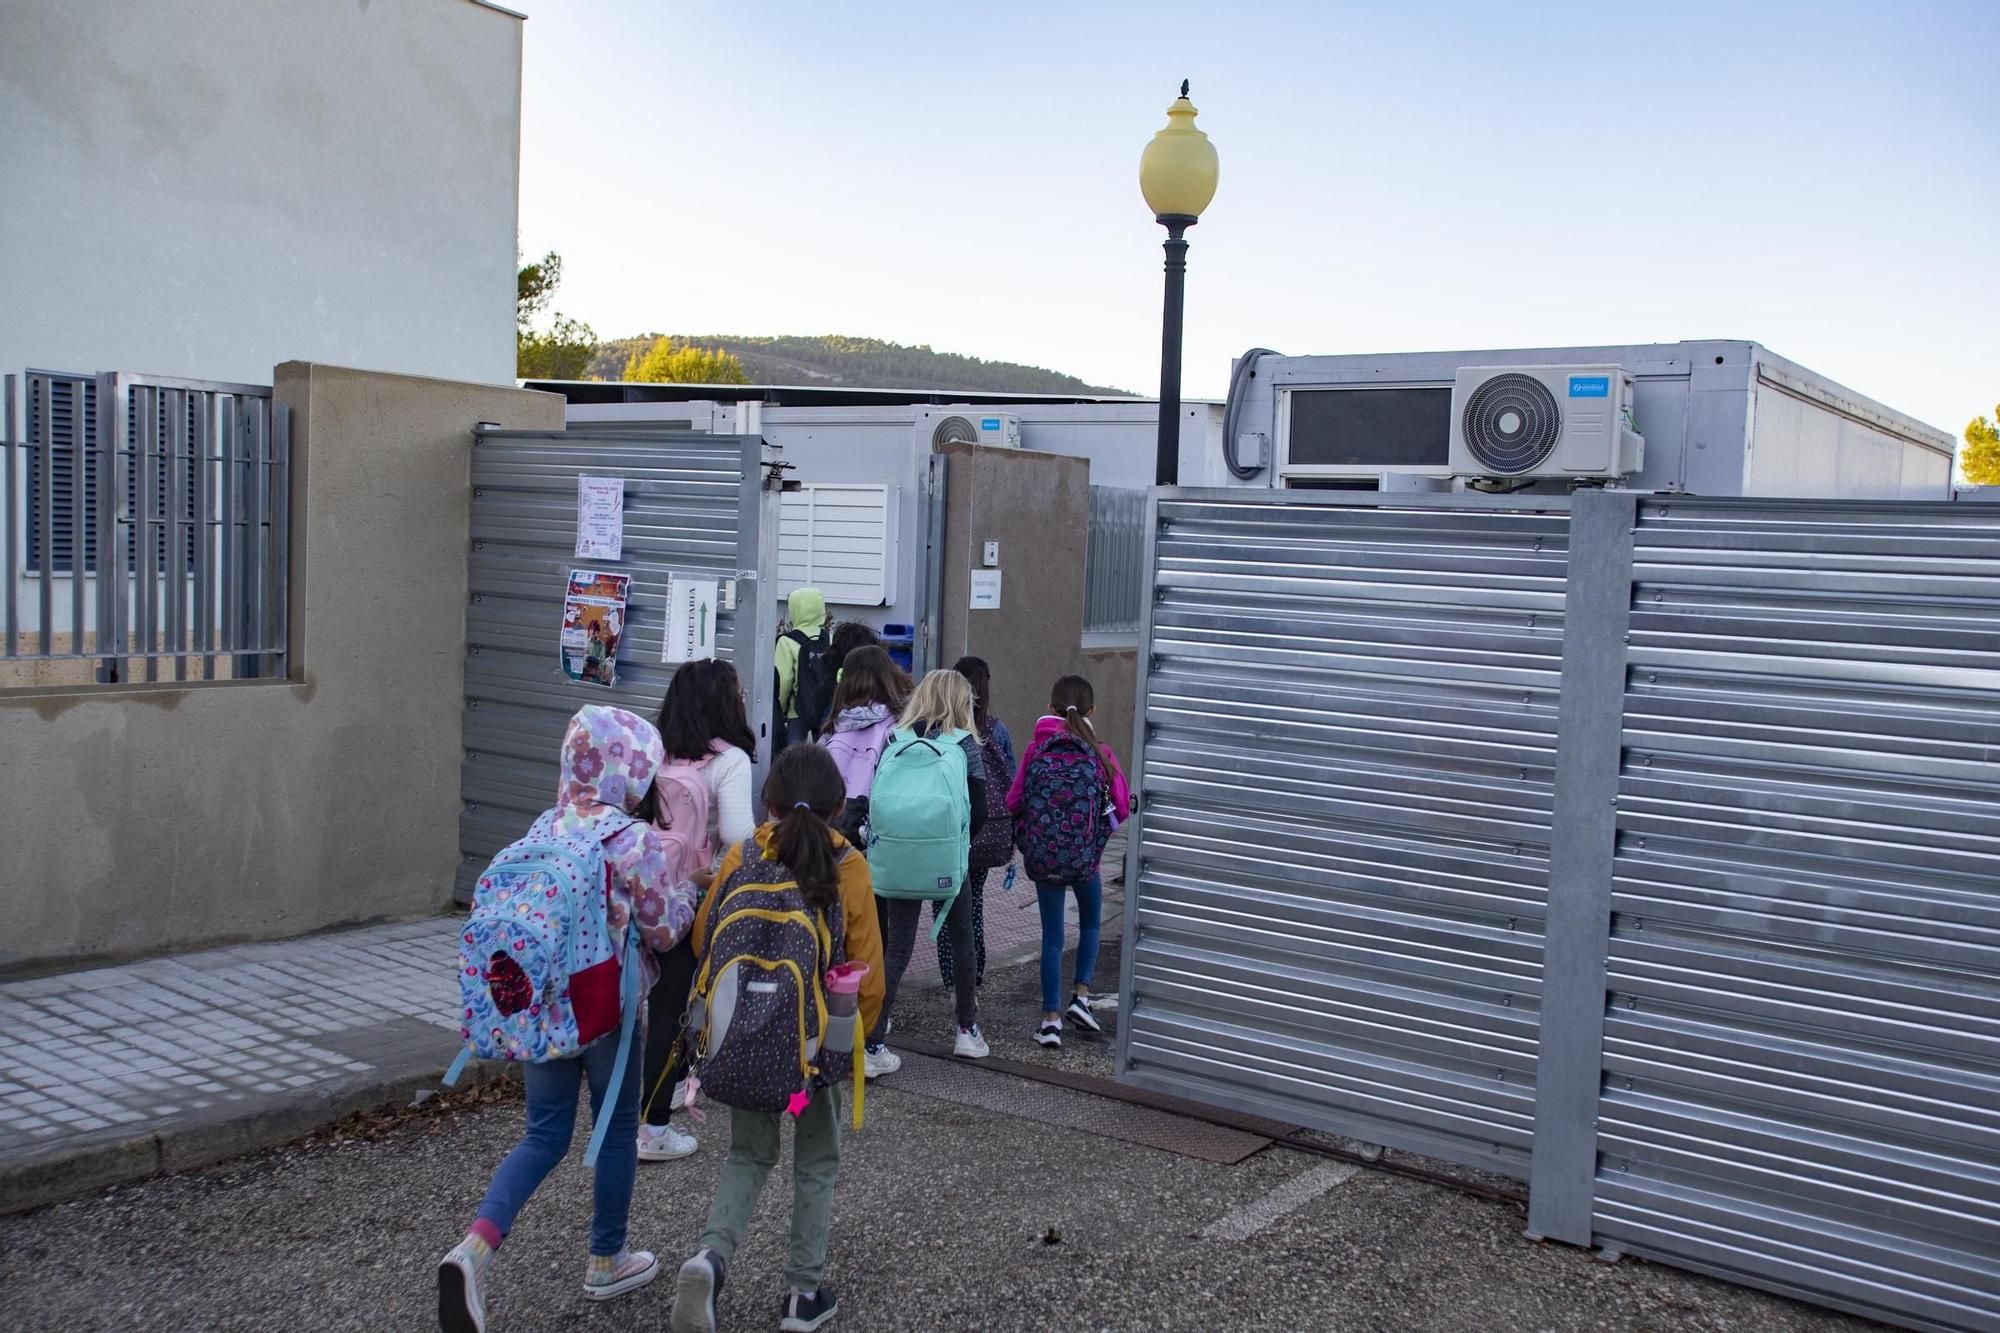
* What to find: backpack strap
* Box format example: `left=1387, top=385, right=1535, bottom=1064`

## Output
left=582, top=920, right=642, bottom=1168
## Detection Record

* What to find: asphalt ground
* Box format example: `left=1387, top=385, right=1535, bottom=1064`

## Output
left=0, top=943, right=1877, bottom=1333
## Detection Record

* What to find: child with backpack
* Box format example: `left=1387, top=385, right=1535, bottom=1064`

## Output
left=863, top=669, right=989, bottom=1070
left=931, top=656, right=1015, bottom=990
left=775, top=587, right=836, bottom=749
left=637, top=658, right=761, bottom=1165
left=1007, top=675, right=1130, bottom=1049
left=439, top=705, right=700, bottom=1333
left=670, top=744, right=884, bottom=1333
left=819, top=645, right=910, bottom=851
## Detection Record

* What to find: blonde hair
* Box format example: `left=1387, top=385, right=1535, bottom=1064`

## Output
left=898, top=668, right=976, bottom=735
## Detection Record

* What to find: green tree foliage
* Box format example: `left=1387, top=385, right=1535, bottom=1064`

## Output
left=586, top=333, right=1131, bottom=396
left=621, top=338, right=751, bottom=385
left=1964, top=408, right=2000, bottom=486
left=516, top=250, right=597, bottom=380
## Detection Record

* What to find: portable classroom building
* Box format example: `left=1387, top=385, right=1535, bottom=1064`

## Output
left=1199, top=339, right=1956, bottom=498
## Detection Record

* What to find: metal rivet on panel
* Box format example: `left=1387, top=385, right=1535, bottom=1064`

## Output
left=1626, top=996, right=1639, bottom=1010
left=1501, top=994, right=1513, bottom=1007
left=1624, top=1078, right=1635, bottom=1091
left=1647, top=674, right=1658, bottom=685
left=1518, top=769, right=1529, bottom=781
left=1506, top=917, right=1517, bottom=931
left=1496, top=1069, right=1507, bottom=1081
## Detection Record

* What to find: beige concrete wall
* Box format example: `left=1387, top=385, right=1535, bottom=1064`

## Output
left=1083, top=646, right=1139, bottom=775
left=936, top=444, right=1089, bottom=743
left=0, top=364, right=563, bottom=970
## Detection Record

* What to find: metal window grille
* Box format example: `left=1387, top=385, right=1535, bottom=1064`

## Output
left=4, top=370, right=290, bottom=683
left=1084, top=485, right=1147, bottom=637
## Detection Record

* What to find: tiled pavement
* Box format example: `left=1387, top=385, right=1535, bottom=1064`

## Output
left=0, top=829, right=1126, bottom=1209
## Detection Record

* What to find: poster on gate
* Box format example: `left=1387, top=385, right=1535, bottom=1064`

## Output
left=559, top=569, right=631, bottom=687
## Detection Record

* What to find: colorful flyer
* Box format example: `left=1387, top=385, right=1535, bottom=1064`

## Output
left=576, top=475, right=625, bottom=561
left=559, top=569, right=631, bottom=687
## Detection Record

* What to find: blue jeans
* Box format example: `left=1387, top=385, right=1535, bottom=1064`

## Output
left=1036, top=874, right=1102, bottom=1014
left=474, top=1024, right=642, bottom=1257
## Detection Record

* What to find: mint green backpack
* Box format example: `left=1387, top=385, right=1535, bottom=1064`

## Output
left=866, top=728, right=971, bottom=931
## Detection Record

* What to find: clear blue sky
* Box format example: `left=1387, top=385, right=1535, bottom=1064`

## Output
left=519, top=0, right=1999, bottom=441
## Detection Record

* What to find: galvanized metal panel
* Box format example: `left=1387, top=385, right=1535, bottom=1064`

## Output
left=1085, top=485, right=1147, bottom=636
left=1590, top=497, right=2000, bottom=1332
left=1117, top=491, right=1572, bottom=1178
left=458, top=429, right=770, bottom=901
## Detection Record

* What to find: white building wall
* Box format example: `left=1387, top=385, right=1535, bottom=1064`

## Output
left=0, top=0, right=523, bottom=388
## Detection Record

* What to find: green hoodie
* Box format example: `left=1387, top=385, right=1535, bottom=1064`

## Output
left=775, top=586, right=828, bottom=718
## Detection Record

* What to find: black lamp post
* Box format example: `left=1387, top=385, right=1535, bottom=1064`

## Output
left=1140, top=81, right=1219, bottom=487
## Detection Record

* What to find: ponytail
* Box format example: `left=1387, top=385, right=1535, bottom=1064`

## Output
left=1050, top=674, right=1100, bottom=748
left=762, top=745, right=845, bottom=915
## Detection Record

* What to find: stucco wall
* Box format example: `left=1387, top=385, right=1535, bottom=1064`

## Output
left=936, top=444, right=1089, bottom=744
left=1083, top=646, right=1138, bottom=776
left=0, top=0, right=522, bottom=388
left=0, top=364, right=563, bottom=970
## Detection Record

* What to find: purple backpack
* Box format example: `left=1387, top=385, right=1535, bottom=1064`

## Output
left=967, top=730, right=1015, bottom=871
left=1013, top=734, right=1110, bottom=884
left=824, top=715, right=894, bottom=799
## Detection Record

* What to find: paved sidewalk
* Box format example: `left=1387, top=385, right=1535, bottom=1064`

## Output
left=0, top=918, right=466, bottom=1211
left=0, top=835, right=1124, bottom=1211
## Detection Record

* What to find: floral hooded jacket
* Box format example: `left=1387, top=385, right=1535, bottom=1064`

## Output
left=552, top=705, right=699, bottom=989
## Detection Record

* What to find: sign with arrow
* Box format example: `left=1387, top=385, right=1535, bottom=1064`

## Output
left=663, top=577, right=719, bottom=664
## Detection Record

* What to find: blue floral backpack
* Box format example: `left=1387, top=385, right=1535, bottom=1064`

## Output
left=443, top=807, right=642, bottom=1167
left=1013, top=734, right=1111, bottom=883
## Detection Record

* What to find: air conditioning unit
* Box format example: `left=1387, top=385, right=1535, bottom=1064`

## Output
left=919, top=409, right=1023, bottom=450
left=1449, top=365, right=1643, bottom=479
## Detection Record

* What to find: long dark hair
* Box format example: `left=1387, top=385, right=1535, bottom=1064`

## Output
left=657, top=659, right=757, bottom=763
left=1050, top=674, right=1102, bottom=753
left=762, top=744, right=845, bottom=915
left=825, top=644, right=909, bottom=726
left=952, top=655, right=993, bottom=736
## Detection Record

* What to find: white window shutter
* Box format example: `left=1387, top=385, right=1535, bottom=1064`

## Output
left=778, top=483, right=897, bottom=607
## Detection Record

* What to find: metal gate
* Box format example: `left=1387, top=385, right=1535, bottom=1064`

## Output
left=1116, top=489, right=2000, bottom=1332
left=458, top=427, right=778, bottom=900
left=1113, top=492, right=1571, bottom=1176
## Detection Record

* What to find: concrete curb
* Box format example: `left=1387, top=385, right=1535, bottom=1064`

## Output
left=0, top=1059, right=507, bottom=1216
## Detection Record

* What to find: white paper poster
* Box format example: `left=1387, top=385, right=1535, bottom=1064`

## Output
left=969, top=568, right=1003, bottom=610
left=663, top=577, right=720, bottom=664
left=576, top=475, right=625, bottom=561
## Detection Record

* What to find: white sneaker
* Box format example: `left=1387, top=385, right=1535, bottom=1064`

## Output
left=438, top=1243, right=487, bottom=1333
left=953, top=1025, right=990, bottom=1059
left=582, top=1247, right=659, bottom=1301
left=863, top=1044, right=902, bottom=1079
left=637, top=1122, right=698, bottom=1161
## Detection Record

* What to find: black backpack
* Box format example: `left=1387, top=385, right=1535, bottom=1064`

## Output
left=785, top=625, right=838, bottom=734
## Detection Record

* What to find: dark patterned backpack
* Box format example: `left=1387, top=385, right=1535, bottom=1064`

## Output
left=1013, top=734, right=1110, bottom=884
left=688, top=837, right=848, bottom=1112
left=967, top=728, right=1015, bottom=872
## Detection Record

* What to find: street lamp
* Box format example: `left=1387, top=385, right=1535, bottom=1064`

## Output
left=1139, top=79, right=1218, bottom=487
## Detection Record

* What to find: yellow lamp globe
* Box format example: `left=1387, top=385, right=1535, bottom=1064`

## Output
left=1139, top=81, right=1219, bottom=221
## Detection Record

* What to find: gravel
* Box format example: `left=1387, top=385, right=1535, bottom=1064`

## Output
left=0, top=946, right=1880, bottom=1333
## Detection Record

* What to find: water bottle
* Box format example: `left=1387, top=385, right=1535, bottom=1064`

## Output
left=822, top=961, right=871, bottom=1062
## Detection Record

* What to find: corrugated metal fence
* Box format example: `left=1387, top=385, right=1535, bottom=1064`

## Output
left=1116, top=489, right=2000, bottom=1333
left=459, top=427, right=777, bottom=901
left=1084, top=484, right=1147, bottom=637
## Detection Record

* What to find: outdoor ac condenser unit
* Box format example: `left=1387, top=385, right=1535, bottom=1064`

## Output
left=922, top=410, right=1023, bottom=450
left=1449, top=365, right=1643, bottom=479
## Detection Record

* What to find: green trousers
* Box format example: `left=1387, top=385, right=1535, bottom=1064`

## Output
left=697, top=1086, right=842, bottom=1291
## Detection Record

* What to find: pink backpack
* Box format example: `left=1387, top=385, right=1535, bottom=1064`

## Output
left=653, top=750, right=717, bottom=881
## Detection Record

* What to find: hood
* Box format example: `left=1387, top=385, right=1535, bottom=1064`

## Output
left=787, top=587, right=827, bottom=633
left=1030, top=715, right=1077, bottom=746
left=556, top=704, right=664, bottom=816
left=833, top=702, right=892, bottom=732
